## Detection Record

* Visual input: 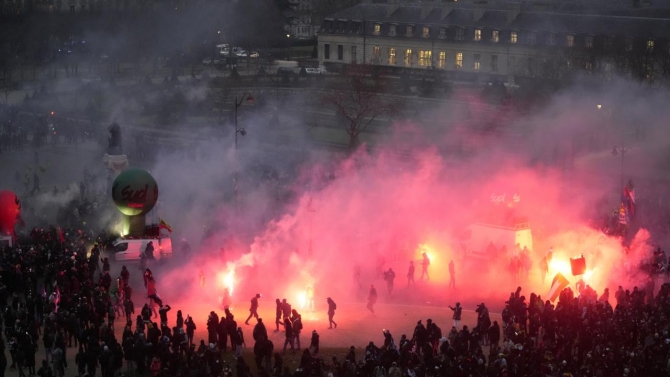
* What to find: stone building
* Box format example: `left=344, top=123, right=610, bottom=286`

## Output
left=317, top=0, right=670, bottom=82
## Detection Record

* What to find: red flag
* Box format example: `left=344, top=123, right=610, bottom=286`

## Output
left=57, top=227, right=65, bottom=243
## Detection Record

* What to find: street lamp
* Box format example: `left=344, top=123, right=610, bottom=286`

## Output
left=234, top=93, right=254, bottom=150
left=233, top=93, right=254, bottom=201
left=611, top=145, right=630, bottom=196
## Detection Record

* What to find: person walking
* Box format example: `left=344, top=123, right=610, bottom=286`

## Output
left=245, top=294, right=261, bottom=325
left=407, top=261, right=415, bottom=289
left=384, top=268, right=396, bottom=295
left=366, top=285, right=378, bottom=315
left=421, top=253, right=430, bottom=280
left=274, top=299, right=283, bottom=332
left=327, top=297, right=338, bottom=329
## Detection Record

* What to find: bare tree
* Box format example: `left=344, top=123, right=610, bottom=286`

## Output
left=321, top=64, right=399, bottom=148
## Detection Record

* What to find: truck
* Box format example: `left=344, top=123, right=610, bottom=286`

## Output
left=105, top=235, right=173, bottom=262
left=0, top=235, right=13, bottom=248
left=459, top=222, right=533, bottom=260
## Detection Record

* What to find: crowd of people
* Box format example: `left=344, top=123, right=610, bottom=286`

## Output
left=1, top=225, right=670, bottom=377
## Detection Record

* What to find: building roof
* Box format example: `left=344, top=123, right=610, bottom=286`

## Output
left=324, top=2, right=670, bottom=38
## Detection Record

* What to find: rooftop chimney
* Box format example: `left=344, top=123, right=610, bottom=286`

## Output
left=506, top=2, right=521, bottom=24
left=473, top=0, right=487, bottom=22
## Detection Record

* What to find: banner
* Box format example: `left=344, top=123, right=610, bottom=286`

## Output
left=548, top=273, right=570, bottom=302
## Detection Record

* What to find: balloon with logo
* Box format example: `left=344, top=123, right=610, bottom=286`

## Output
left=0, top=190, right=21, bottom=236
left=111, top=168, right=158, bottom=236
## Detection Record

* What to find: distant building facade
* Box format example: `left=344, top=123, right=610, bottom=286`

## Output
left=317, top=0, right=670, bottom=83
left=286, top=0, right=317, bottom=39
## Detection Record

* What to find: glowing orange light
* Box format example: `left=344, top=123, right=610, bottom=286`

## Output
left=549, top=259, right=571, bottom=276
left=582, top=269, right=594, bottom=282
left=297, top=291, right=307, bottom=309
left=217, top=266, right=236, bottom=295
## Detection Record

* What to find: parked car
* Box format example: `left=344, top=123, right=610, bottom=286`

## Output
left=81, top=75, right=102, bottom=84
left=304, top=68, right=323, bottom=75
left=277, top=67, right=296, bottom=76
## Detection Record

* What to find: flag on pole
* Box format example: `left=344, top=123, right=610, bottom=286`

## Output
left=159, top=218, right=173, bottom=233
left=548, top=273, right=570, bottom=302
left=56, top=227, right=65, bottom=244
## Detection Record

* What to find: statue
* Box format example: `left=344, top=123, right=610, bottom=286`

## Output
left=107, top=122, right=122, bottom=155
left=103, top=122, right=128, bottom=176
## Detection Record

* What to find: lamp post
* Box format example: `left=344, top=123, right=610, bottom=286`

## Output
left=611, top=145, right=630, bottom=196
left=598, top=104, right=627, bottom=194
left=233, top=93, right=254, bottom=200
left=267, top=71, right=280, bottom=125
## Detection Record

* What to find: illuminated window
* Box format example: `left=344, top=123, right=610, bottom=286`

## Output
left=372, top=46, right=381, bottom=61
left=491, top=54, right=498, bottom=72
left=438, top=51, right=446, bottom=69
left=474, top=54, right=480, bottom=70
left=491, top=30, right=499, bottom=43
left=419, top=50, right=432, bottom=67
left=528, top=32, right=536, bottom=45
left=406, top=25, right=414, bottom=37
left=474, top=29, right=482, bottom=41
left=456, top=52, right=463, bottom=69
left=439, top=27, right=447, bottom=39
left=455, top=28, right=464, bottom=41
left=510, top=31, right=518, bottom=44
left=389, top=24, right=397, bottom=36
left=422, top=27, right=430, bottom=38
left=647, top=40, right=655, bottom=51
left=373, top=23, right=381, bottom=35
left=585, top=35, right=594, bottom=49
left=566, top=34, right=575, bottom=47
left=388, top=47, right=396, bottom=65
left=547, top=33, right=555, bottom=46
left=405, top=48, right=412, bottom=66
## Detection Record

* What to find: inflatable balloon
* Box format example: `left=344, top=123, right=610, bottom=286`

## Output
left=0, top=190, right=21, bottom=235
left=111, top=168, right=158, bottom=216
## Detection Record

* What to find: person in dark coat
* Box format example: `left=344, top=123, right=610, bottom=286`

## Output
left=144, top=242, right=155, bottom=260
left=488, top=321, right=501, bottom=350
left=185, top=315, right=196, bottom=346
left=245, top=294, right=261, bottom=325
left=327, top=297, right=338, bottom=329
left=275, top=299, right=282, bottom=332
left=366, top=285, right=377, bottom=314
left=24, top=339, right=37, bottom=376
left=207, top=312, right=219, bottom=345
left=281, top=318, right=294, bottom=353
left=309, top=330, right=319, bottom=355
left=252, top=318, right=267, bottom=342
left=217, top=317, right=228, bottom=351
